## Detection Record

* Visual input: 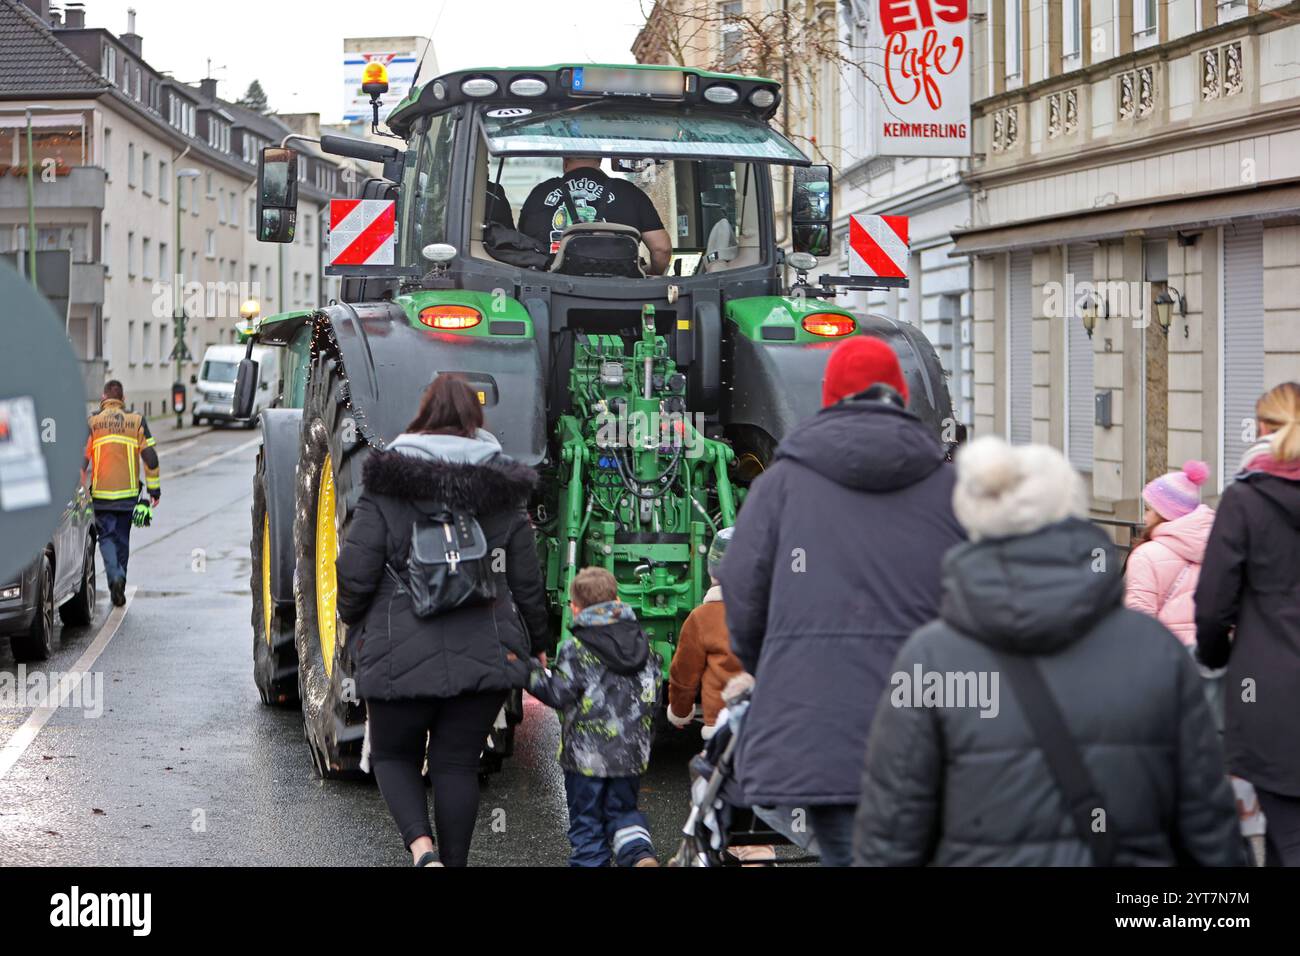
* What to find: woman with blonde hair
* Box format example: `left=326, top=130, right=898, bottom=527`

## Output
left=1196, top=381, right=1300, bottom=866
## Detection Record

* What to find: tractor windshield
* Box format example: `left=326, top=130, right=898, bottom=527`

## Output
left=478, top=105, right=806, bottom=164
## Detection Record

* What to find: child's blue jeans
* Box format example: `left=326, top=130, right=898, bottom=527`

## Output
left=563, top=771, right=655, bottom=866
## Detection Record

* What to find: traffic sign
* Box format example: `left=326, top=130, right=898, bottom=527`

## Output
left=328, top=199, right=396, bottom=267
left=848, top=214, right=909, bottom=280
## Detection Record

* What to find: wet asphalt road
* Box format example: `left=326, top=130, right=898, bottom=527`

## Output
left=0, top=426, right=704, bottom=866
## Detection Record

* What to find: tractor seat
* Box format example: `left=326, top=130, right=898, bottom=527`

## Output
left=549, top=223, right=644, bottom=278
left=700, top=218, right=739, bottom=274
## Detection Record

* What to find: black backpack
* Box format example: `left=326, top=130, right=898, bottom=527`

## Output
left=483, top=222, right=553, bottom=271
left=387, top=501, right=497, bottom=618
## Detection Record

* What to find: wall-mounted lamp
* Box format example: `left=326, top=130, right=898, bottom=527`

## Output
left=1080, top=291, right=1108, bottom=337
left=1153, top=286, right=1187, bottom=336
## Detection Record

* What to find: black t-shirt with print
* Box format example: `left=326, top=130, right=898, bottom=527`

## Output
left=518, top=166, right=664, bottom=253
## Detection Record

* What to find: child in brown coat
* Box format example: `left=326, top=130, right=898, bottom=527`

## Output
left=667, top=528, right=744, bottom=741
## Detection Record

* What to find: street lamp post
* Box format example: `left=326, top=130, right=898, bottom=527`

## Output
left=174, top=167, right=201, bottom=427
left=19, top=105, right=54, bottom=289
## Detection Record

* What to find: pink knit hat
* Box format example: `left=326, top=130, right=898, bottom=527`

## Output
left=1142, top=460, right=1209, bottom=521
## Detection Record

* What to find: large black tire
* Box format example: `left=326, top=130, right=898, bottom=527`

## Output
left=251, top=449, right=299, bottom=706
left=293, top=351, right=368, bottom=779
left=11, top=552, right=55, bottom=662
left=58, top=535, right=96, bottom=627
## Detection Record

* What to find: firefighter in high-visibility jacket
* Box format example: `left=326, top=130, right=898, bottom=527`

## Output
left=85, top=381, right=160, bottom=606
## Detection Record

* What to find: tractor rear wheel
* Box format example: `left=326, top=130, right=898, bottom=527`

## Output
left=251, top=450, right=299, bottom=706
left=293, top=351, right=368, bottom=779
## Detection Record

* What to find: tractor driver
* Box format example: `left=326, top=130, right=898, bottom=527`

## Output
left=518, top=156, right=673, bottom=275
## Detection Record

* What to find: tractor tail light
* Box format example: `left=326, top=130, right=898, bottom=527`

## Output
left=418, top=305, right=482, bottom=331
left=801, top=313, right=856, bottom=337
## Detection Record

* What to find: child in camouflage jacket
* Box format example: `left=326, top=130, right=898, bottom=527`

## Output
left=509, top=567, right=662, bottom=866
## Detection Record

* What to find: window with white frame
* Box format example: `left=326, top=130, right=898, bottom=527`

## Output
left=142, top=237, right=152, bottom=280
left=141, top=150, right=152, bottom=194
left=101, top=45, right=116, bottom=83
left=231, top=192, right=239, bottom=228
left=127, top=142, right=136, bottom=187
left=143, top=321, right=153, bottom=364
left=127, top=231, right=136, bottom=276
left=103, top=222, right=111, bottom=274
left=158, top=159, right=168, bottom=201
left=205, top=229, right=215, bottom=258
left=1134, top=0, right=1158, bottom=48
left=1004, top=0, right=1022, bottom=79
left=218, top=190, right=227, bottom=225
left=1063, top=0, right=1082, bottom=62
left=159, top=241, right=168, bottom=283
left=102, top=127, right=112, bottom=178
left=248, top=197, right=256, bottom=233
left=720, top=1, right=744, bottom=72
left=1217, top=0, right=1248, bottom=24
left=128, top=320, right=137, bottom=365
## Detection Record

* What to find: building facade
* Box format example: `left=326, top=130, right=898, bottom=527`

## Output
left=0, top=0, right=346, bottom=417
left=956, top=0, right=1300, bottom=527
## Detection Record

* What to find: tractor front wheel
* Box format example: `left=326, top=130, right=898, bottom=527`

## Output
left=251, top=450, right=299, bottom=706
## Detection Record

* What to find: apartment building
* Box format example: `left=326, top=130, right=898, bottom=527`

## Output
left=0, top=0, right=345, bottom=416
left=955, top=0, right=1300, bottom=525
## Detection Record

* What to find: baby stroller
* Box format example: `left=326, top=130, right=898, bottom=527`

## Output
left=668, top=681, right=820, bottom=866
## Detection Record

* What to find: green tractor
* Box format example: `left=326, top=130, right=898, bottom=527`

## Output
left=236, top=64, right=954, bottom=777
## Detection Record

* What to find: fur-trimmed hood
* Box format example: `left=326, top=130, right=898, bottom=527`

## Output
left=362, top=437, right=538, bottom=512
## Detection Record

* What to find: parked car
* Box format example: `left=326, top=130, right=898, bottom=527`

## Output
left=0, top=470, right=97, bottom=661
left=191, top=344, right=281, bottom=427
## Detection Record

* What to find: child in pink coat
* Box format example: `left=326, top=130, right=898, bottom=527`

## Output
left=1124, top=460, right=1214, bottom=646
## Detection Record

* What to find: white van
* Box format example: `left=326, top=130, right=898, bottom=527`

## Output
left=192, top=344, right=281, bottom=427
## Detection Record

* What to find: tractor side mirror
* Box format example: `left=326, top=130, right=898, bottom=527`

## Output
left=257, top=147, right=298, bottom=243
left=791, top=164, right=833, bottom=258
left=232, top=358, right=260, bottom=419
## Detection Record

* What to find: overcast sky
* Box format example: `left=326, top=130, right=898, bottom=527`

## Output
left=82, top=0, right=651, bottom=123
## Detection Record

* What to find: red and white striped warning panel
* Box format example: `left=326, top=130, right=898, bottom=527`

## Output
left=848, top=214, right=909, bottom=279
left=328, top=199, right=396, bottom=267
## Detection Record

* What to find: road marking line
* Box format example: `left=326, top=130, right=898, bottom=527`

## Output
left=0, top=585, right=136, bottom=780
left=156, top=438, right=202, bottom=457
left=168, top=437, right=260, bottom=480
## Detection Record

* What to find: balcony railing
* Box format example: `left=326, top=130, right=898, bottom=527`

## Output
left=0, top=166, right=106, bottom=209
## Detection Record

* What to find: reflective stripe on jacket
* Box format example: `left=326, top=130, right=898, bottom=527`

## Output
left=85, top=399, right=160, bottom=507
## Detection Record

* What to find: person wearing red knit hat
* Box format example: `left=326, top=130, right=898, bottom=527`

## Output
left=716, top=332, right=965, bottom=866
left=820, top=335, right=910, bottom=408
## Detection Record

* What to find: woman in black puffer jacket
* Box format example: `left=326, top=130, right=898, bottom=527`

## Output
left=1196, top=382, right=1300, bottom=866
left=336, top=376, right=550, bottom=867
left=853, top=436, right=1242, bottom=867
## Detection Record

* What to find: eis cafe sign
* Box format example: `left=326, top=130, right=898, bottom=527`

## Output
left=867, top=0, right=971, bottom=157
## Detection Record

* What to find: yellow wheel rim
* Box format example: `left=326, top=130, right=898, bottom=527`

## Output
left=262, top=514, right=273, bottom=645
left=316, top=454, right=338, bottom=678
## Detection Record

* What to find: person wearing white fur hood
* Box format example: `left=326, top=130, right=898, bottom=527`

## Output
left=853, top=437, right=1241, bottom=866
